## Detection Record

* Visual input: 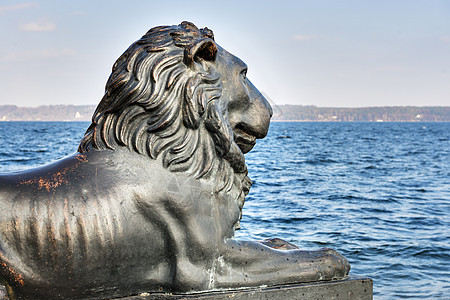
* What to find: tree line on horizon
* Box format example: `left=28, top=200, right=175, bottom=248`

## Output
left=0, top=104, right=449, bottom=122
left=272, top=105, right=450, bottom=122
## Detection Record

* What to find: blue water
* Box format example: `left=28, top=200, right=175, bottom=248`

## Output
left=0, top=121, right=449, bottom=299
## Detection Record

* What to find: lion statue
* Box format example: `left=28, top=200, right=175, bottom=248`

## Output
left=0, top=22, right=349, bottom=299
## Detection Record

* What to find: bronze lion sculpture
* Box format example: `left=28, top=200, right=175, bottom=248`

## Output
left=0, top=22, right=349, bottom=299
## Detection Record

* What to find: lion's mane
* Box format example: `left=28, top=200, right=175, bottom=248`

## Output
left=79, top=22, right=250, bottom=217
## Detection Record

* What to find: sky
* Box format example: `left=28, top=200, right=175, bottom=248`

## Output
left=0, top=0, right=449, bottom=108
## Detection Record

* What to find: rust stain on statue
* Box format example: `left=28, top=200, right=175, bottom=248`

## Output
left=19, top=167, right=77, bottom=192
left=20, top=172, right=69, bottom=192
left=18, top=154, right=87, bottom=192
left=75, top=154, right=88, bottom=163
left=0, top=252, right=24, bottom=286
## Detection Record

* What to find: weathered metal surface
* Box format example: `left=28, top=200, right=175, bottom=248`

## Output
left=0, top=22, right=350, bottom=299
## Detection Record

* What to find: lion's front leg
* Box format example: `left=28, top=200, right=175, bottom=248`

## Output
left=213, top=239, right=350, bottom=289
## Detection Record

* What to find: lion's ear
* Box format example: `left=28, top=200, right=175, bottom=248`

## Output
left=183, top=38, right=220, bottom=130
left=184, top=38, right=217, bottom=66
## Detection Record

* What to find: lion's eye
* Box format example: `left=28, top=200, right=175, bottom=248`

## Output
left=240, top=69, right=247, bottom=80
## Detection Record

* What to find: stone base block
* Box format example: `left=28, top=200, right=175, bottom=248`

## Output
left=0, top=276, right=372, bottom=299
left=122, top=276, right=373, bottom=300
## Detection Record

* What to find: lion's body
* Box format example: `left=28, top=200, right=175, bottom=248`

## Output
left=0, top=22, right=349, bottom=299
left=0, top=149, right=241, bottom=298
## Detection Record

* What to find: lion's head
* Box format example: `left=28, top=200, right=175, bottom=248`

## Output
left=79, top=22, right=272, bottom=223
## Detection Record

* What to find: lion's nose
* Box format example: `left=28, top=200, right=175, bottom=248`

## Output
left=239, top=81, right=272, bottom=139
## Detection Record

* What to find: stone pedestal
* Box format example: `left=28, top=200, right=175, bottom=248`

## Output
left=0, top=276, right=372, bottom=299
left=122, top=276, right=373, bottom=300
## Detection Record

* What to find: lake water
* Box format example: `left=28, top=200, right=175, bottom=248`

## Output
left=0, top=121, right=449, bottom=299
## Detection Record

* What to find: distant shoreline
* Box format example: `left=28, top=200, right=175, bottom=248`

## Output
left=1, top=104, right=449, bottom=122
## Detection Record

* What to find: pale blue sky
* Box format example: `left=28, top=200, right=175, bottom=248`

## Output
left=0, top=0, right=449, bottom=107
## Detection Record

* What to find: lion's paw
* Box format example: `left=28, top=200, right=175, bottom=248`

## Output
left=311, top=248, right=350, bottom=281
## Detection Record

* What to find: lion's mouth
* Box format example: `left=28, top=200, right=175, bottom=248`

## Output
left=233, top=129, right=256, bottom=154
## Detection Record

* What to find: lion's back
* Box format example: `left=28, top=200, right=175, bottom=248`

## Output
left=0, top=153, right=173, bottom=296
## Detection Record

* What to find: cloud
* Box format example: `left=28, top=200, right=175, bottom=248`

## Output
left=0, top=2, right=38, bottom=14
left=439, top=36, right=450, bottom=43
left=3, top=48, right=77, bottom=61
left=293, top=35, right=317, bottom=41
left=20, top=21, right=56, bottom=32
